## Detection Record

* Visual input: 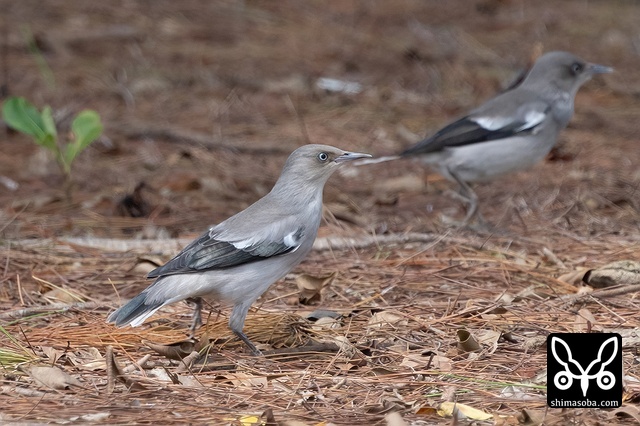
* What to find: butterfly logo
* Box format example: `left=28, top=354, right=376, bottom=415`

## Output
left=550, top=335, right=618, bottom=397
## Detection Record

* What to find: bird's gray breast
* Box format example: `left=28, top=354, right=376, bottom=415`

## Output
left=550, top=92, right=574, bottom=128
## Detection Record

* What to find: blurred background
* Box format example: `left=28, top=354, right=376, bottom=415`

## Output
left=1, top=0, right=638, bottom=239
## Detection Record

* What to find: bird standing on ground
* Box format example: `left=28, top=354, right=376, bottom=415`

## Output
left=107, top=144, right=371, bottom=355
left=365, top=51, right=612, bottom=225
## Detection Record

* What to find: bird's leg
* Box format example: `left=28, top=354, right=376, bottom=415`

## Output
left=452, top=175, right=499, bottom=231
left=457, top=180, right=479, bottom=226
left=229, top=303, right=263, bottom=356
left=233, top=330, right=263, bottom=356
left=440, top=170, right=481, bottom=227
left=185, top=297, right=203, bottom=338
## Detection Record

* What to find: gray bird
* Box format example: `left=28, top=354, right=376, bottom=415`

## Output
left=365, top=51, right=612, bottom=225
left=107, top=144, right=371, bottom=355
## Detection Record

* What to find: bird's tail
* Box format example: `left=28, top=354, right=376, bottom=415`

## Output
left=106, top=292, right=164, bottom=327
left=353, top=155, right=400, bottom=166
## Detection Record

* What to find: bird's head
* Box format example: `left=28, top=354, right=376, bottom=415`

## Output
left=274, top=144, right=371, bottom=193
left=523, top=51, right=613, bottom=95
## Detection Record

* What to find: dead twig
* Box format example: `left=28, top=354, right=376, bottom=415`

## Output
left=0, top=301, right=102, bottom=321
left=175, top=351, right=201, bottom=373
left=105, top=345, right=146, bottom=393
left=13, top=232, right=471, bottom=254
left=557, top=284, right=640, bottom=307
left=119, top=121, right=291, bottom=155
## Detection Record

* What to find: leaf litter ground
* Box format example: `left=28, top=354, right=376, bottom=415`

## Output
left=1, top=0, right=640, bottom=424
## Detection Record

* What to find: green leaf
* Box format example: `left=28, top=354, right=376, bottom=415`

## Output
left=65, top=110, right=102, bottom=166
left=2, top=97, right=56, bottom=148
left=71, top=110, right=102, bottom=150
left=41, top=106, right=58, bottom=140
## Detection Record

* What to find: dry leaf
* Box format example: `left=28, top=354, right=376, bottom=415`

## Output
left=437, top=402, right=493, bottom=421
left=144, top=339, right=196, bottom=360
left=41, top=288, right=79, bottom=304
left=367, top=311, right=407, bottom=330
left=574, top=308, right=602, bottom=332
left=517, top=408, right=545, bottom=425
left=193, top=332, right=215, bottom=353
left=540, top=246, right=566, bottom=268
left=131, top=258, right=162, bottom=275
left=456, top=329, right=481, bottom=353
left=147, top=367, right=175, bottom=383
left=105, top=345, right=147, bottom=393
left=66, top=347, right=106, bottom=371
left=177, top=375, right=202, bottom=387
left=296, top=271, right=337, bottom=304
left=414, top=406, right=438, bottom=416
left=493, top=413, right=521, bottom=425
left=475, top=329, right=502, bottom=354
left=499, top=385, right=539, bottom=400
left=311, top=316, right=342, bottom=330
left=384, top=411, right=408, bottom=426
left=584, top=260, right=640, bottom=288
left=40, top=346, right=64, bottom=364
left=557, top=268, right=589, bottom=286
left=609, top=405, right=640, bottom=423
left=225, top=373, right=268, bottom=388
left=223, top=414, right=264, bottom=426
left=23, top=365, right=84, bottom=390
left=365, top=397, right=409, bottom=414
left=74, top=412, right=111, bottom=422
left=175, top=351, right=201, bottom=374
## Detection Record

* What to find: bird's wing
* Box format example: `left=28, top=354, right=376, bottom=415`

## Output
left=402, top=97, right=550, bottom=156
left=147, top=215, right=306, bottom=278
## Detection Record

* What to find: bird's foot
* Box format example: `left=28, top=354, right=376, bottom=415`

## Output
left=442, top=190, right=480, bottom=226
left=444, top=189, right=471, bottom=205
left=186, top=297, right=203, bottom=338
left=439, top=213, right=468, bottom=228
left=439, top=211, right=495, bottom=233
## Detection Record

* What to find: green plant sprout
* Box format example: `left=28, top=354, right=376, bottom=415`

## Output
left=2, top=96, right=103, bottom=198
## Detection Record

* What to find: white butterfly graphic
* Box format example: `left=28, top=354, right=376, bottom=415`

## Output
left=551, top=336, right=618, bottom=397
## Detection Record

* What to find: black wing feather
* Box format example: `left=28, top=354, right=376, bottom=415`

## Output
left=147, top=229, right=300, bottom=278
left=402, top=116, right=532, bottom=156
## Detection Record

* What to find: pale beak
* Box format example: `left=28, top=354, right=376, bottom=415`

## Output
left=334, top=151, right=372, bottom=163
left=587, top=63, right=614, bottom=74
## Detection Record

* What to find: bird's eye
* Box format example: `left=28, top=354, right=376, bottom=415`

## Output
left=317, top=152, right=329, bottom=162
left=570, top=62, right=583, bottom=75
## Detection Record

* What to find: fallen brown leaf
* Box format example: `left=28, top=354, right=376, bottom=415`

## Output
left=22, top=365, right=84, bottom=390
left=456, top=329, right=481, bottom=353
left=584, top=260, right=640, bottom=288
left=296, top=271, right=337, bottom=304
left=144, top=339, right=197, bottom=360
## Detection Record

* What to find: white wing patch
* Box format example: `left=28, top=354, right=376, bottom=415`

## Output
left=473, top=109, right=545, bottom=133
left=229, top=236, right=257, bottom=250
left=224, top=229, right=301, bottom=253
left=473, top=116, right=512, bottom=130
left=284, top=231, right=301, bottom=252
left=516, top=110, right=546, bottom=131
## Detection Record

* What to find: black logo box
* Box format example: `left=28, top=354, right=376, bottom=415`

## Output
left=547, top=333, right=622, bottom=408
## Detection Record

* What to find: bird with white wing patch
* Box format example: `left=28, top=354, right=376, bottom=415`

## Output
left=107, top=144, right=371, bottom=355
left=359, top=51, right=612, bottom=226
left=402, top=51, right=612, bottom=225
